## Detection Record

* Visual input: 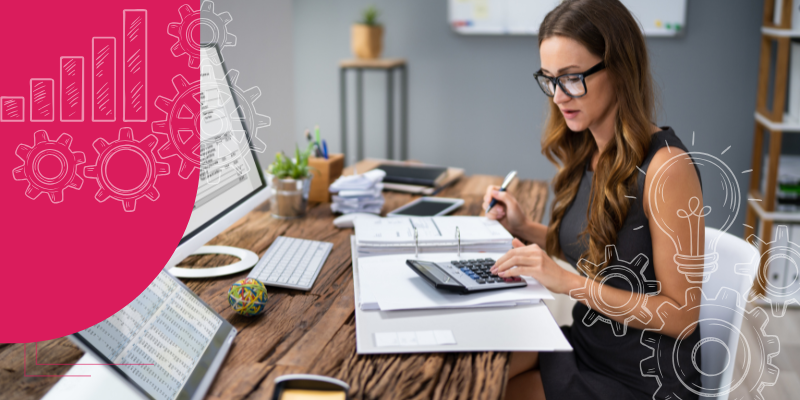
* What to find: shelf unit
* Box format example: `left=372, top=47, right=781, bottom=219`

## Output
left=745, top=0, right=800, bottom=298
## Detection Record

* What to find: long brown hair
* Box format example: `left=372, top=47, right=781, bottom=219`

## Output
left=540, top=0, right=655, bottom=275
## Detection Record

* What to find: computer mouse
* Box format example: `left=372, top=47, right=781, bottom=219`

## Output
left=333, top=213, right=379, bottom=228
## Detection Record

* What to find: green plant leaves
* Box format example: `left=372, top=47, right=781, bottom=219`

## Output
left=267, top=142, right=317, bottom=180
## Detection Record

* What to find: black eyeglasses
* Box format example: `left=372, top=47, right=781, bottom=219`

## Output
left=533, top=61, right=606, bottom=98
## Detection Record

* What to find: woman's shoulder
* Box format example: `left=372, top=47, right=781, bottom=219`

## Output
left=648, top=126, right=689, bottom=157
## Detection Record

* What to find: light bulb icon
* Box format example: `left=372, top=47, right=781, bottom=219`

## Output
left=648, top=152, right=741, bottom=283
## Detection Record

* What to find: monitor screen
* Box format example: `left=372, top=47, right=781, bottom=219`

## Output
left=180, top=46, right=266, bottom=243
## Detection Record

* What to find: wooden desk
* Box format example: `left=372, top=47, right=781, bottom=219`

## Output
left=0, top=169, right=548, bottom=400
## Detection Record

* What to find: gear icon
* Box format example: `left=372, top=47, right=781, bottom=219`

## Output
left=168, top=1, right=236, bottom=68
left=736, top=225, right=800, bottom=317
left=84, top=127, right=170, bottom=212
left=152, top=74, right=201, bottom=179
left=12, top=130, right=85, bottom=203
left=570, top=245, right=661, bottom=336
left=640, top=286, right=779, bottom=399
left=153, top=70, right=270, bottom=180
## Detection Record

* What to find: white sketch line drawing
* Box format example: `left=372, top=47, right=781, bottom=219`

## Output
left=569, top=245, right=660, bottom=336
left=168, top=1, right=236, bottom=68
left=84, top=127, right=170, bottom=212
left=153, top=74, right=201, bottom=179
left=60, top=56, right=85, bottom=122
left=648, top=152, right=741, bottom=283
left=12, top=130, right=85, bottom=203
left=30, top=79, right=54, bottom=122
left=153, top=67, right=270, bottom=181
left=210, top=68, right=270, bottom=153
left=736, top=225, right=800, bottom=317
left=640, top=286, right=780, bottom=399
left=123, top=9, right=147, bottom=122
left=92, top=37, right=116, bottom=122
left=0, top=96, right=25, bottom=122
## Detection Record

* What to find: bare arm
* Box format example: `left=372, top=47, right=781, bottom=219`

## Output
left=492, top=148, right=703, bottom=339
left=482, top=185, right=548, bottom=247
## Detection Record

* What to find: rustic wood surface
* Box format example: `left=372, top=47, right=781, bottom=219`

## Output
left=0, top=164, right=548, bottom=400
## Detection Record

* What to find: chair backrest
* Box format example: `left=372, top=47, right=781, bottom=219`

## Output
left=699, top=227, right=759, bottom=399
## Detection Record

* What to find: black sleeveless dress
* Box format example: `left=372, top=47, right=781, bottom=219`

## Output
left=538, top=128, right=702, bottom=400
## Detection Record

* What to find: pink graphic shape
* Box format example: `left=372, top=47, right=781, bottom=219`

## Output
left=123, top=10, right=147, bottom=122
left=60, top=56, right=85, bottom=122
left=92, top=37, right=116, bottom=122
left=12, top=130, right=85, bottom=203
left=84, top=127, right=170, bottom=212
left=152, top=74, right=201, bottom=179
left=1, top=96, right=25, bottom=122
left=1, top=0, right=199, bottom=343
left=30, top=79, right=54, bottom=122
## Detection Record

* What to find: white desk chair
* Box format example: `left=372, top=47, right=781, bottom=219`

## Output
left=698, top=227, right=761, bottom=399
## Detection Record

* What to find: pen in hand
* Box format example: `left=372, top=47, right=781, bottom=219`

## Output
left=486, top=170, right=517, bottom=214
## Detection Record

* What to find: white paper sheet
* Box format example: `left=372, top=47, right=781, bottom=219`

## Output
left=358, top=252, right=552, bottom=311
left=355, top=216, right=513, bottom=246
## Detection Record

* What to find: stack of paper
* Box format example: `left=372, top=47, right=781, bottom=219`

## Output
left=354, top=216, right=514, bottom=256
left=329, top=169, right=386, bottom=214
left=356, top=252, right=552, bottom=311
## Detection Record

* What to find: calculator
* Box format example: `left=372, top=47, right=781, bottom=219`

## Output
left=405, top=258, right=527, bottom=294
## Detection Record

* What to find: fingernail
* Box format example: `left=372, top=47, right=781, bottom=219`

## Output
left=498, top=272, right=505, bottom=277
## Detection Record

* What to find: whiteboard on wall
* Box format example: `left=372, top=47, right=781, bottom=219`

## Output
left=449, top=0, right=687, bottom=36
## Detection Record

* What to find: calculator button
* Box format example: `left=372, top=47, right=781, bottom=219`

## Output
left=476, top=279, right=486, bottom=284
left=467, top=259, right=476, bottom=263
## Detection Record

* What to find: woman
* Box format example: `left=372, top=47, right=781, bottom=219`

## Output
left=483, top=1, right=704, bottom=399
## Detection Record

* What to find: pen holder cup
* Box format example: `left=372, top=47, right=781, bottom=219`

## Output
left=270, top=176, right=312, bottom=219
left=308, top=154, right=344, bottom=203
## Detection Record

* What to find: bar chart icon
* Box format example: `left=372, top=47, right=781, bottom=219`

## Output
left=123, top=10, right=147, bottom=122
left=92, top=37, right=116, bottom=122
left=1, top=97, right=25, bottom=122
left=60, top=56, right=85, bottom=122
left=31, top=79, right=55, bottom=122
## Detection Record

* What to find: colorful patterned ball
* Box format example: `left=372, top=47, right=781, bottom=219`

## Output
left=228, top=278, right=269, bottom=317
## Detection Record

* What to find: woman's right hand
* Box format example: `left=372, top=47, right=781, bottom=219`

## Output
left=482, top=185, right=530, bottom=237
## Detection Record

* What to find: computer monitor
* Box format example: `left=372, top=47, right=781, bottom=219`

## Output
left=166, top=44, right=270, bottom=278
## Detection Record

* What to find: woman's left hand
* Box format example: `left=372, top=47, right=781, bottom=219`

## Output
left=491, top=238, right=579, bottom=295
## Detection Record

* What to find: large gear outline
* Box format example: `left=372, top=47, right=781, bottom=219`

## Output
left=152, top=71, right=270, bottom=180
left=640, top=286, right=779, bottom=399
left=570, top=245, right=661, bottom=337
left=735, top=225, right=800, bottom=318
left=168, top=1, right=236, bottom=68
left=84, top=127, right=170, bottom=212
left=12, top=130, right=85, bottom=204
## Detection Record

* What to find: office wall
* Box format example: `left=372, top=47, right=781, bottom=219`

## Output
left=203, top=0, right=295, bottom=168
left=294, top=0, right=784, bottom=236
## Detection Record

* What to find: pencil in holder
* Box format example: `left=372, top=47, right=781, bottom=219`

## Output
left=308, top=154, right=344, bottom=203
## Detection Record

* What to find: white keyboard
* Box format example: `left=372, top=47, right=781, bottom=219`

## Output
left=248, top=236, right=333, bottom=291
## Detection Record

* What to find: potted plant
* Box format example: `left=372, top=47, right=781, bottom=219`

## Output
left=351, top=5, right=383, bottom=59
left=267, top=143, right=315, bottom=219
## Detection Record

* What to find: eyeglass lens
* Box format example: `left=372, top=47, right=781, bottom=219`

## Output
left=536, top=75, right=586, bottom=97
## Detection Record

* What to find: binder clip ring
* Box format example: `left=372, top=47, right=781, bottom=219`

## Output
left=456, top=226, right=461, bottom=258
left=414, top=227, right=419, bottom=258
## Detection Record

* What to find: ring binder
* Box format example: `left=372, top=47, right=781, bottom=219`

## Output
left=414, top=227, right=419, bottom=258
left=354, top=217, right=514, bottom=257
left=456, top=226, right=461, bottom=258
